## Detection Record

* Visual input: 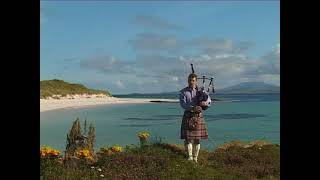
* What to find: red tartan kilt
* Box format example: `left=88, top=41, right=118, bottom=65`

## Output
left=180, top=111, right=208, bottom=140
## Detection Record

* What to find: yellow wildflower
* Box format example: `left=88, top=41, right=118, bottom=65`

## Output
left=40, top=146, right=60, bottom=157
left=75, top=149, right=94, bottom=159
left=110, top=145, right=123, bottom=152
left=137, top=131, right=150, bottom=139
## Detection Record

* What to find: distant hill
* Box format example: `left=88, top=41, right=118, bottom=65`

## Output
left=40, top=79, right=112, bottom=99
left=216, top=82, right=280, bottom=94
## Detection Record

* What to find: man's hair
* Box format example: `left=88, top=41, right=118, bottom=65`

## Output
left=188, top=73, right=197, bottom=80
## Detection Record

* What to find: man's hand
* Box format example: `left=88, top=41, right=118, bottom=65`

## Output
left=194, top=106, right=202, bottom=113
left=200, top=101, right=207, bottom=106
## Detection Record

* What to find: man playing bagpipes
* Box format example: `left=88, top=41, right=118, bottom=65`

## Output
left=179, top=64, right=214, bottom=163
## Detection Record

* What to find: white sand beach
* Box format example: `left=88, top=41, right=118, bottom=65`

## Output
left=40, top=96, right=178, bottom=112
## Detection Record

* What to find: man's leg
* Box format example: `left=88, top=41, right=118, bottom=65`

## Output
left=184, top=139, right=188, bottom=155
left=185, top=139, right=193, bottom=161
left=193, top=139, right=200, bottom=163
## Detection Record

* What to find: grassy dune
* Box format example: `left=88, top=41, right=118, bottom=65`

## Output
left=40, top=79, right=111, bottom=99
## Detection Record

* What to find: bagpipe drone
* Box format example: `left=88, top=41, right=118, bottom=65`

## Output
left=190, top=63, right=215, bottom=110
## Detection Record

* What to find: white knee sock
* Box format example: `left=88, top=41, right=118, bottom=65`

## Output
left=187, top=143, right=193, bottom=160
left=193, top=144, right=200, bottom=163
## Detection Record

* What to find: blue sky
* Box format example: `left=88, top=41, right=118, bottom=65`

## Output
left=41, top=1, right=280, bottom=94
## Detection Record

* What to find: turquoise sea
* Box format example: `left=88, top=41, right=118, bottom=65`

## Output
left=40, top=94, right=280, bottom=151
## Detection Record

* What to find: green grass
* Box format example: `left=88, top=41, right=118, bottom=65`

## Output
left=40, top=79, right=112, bottom=99
left=40, top=140, right=280, bottom=180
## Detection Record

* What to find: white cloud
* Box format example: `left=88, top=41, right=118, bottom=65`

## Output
left=133, top=15, right=183, bottom=31
left=128, top=33, right=182, bottom=52
left=214, top=54, right=246, bottom=60
left=151, top=79, right=159, bottom=83
left=274, top=43, right=280, bottom=55
left=80, top=56, right=136, bottom=74
left=116, top=80, right=124, bottom=89
left=189, top=37, right=254, bottom=55
left=172, top=76, right=179, bottom=81
left=79, top=40, right=279, bottom=93
left=257, top=74, right=280, bottom=86
left=176, top=43, right=279, bottom=87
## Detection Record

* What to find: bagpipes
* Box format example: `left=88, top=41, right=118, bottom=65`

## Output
left=190, top=63, right=215, bottom=110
